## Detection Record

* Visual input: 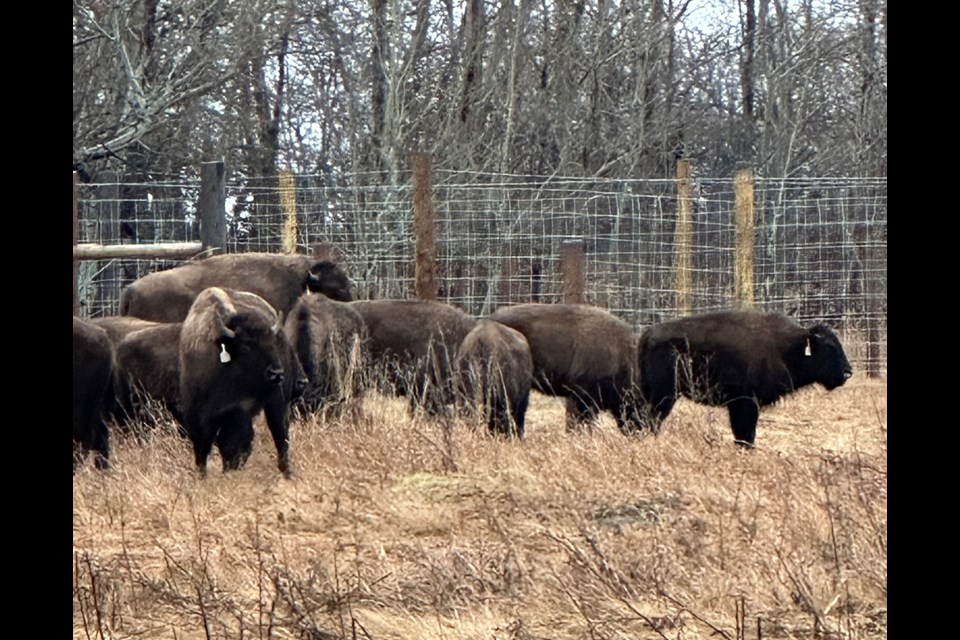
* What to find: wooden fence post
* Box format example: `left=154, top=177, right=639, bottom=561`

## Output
left=734, top=168, right=755, bottom=308
left=279, top=170, right=298, bottom=254
left=94, top=172, right=120, bottom=315
left=199, top=160, right=226, bottom=255
left=560, top=238, right=587, bottom=430
left=675, top=160, right=693, bottom=315
left=865, top=217, right=882, bottom=378
left=531, top=260, right=542, bottom=303
left=412, top=152, right=437, bottom=300
left=561, top=240, right=586, bottom=304
left=73, top=172, right=79, bottom=316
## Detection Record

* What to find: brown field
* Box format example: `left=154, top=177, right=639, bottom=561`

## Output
left=73, top=375, right=887, bottom=639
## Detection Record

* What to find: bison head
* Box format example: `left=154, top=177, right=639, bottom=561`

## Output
left=306, top=261, right=353, bottom=302
left=211, top=291, right=287, bottom=388
left=805, top=324, right=853, bottom=390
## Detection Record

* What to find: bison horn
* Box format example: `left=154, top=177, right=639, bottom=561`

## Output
left=804, top=338, right=812, bottom=356
left=219, top=343, right=232, bottom=363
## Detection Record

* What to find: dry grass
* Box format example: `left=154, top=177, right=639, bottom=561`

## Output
left=74, top=374, right=886, bottom=639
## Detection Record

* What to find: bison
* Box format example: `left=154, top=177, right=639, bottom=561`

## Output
left=486, top=303, right=643, bottom=434
left=455, top=319, right=534, bottom=437
left=120, top=252, right=353, bottom=323
left=349, top=299, right=478, bottom=415
left=636, top=310, right=854, bottom=447
left=113, top=322, right=184, bottom=429
left=285, top=294, right=368, bottom=418
left=179, top=287, right=301, bottom=476
left=88, top=316, right=176, bottom=427
left=73, top=317, right=114, bottom=470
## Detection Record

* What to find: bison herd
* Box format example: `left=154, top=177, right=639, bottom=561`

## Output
left=73, top=252, right=854, bottom=475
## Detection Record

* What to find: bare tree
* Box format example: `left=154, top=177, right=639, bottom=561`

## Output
left=73, top=0, right=885, bottom=182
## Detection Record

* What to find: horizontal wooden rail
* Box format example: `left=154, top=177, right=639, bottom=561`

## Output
left=73, top=242, right=206, bottom=260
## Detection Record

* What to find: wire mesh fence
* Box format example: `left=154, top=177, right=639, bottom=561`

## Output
left=75, top=170, right=887, bottom=375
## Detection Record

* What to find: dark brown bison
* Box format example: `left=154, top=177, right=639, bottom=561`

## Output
left=120, top=252, right=353, bottom=323
left=455, top=319, right=533, bottom=437
left=73, top=317, right=113, bottom=470
left=285, top=294, right=368, bottom=417
left=113, top=322, right=184, bottom=429
left=179, top=287, right=300, bottom=476
left=486, top=303, right=643, bottom=434
left=637, top=310, right=854, bottom=447
left=88, top=316, right=172, bottom=426
left=349, top=299, right=478, bottom=414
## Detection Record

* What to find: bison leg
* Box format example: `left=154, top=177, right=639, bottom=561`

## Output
left=727, top=398, right=760, bottom=448
left=510, top=390, right=530, bottom=438
left=90, top=418, right=111, bottom=470
left=564, top=395, right=598, bottom=432
left=217, top=413, right=255, bottom=472
left=487, top=396, right=514, bottom=437
left=264, top=396, right=292, bottom=477
left=189, top=420, right=218, bottom=476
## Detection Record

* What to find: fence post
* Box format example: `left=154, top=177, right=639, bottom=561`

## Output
left=865, top=219, right=882, bottom=378
left=199, top=160, right=226, bottom=255
left=531, top=260, right=542, bottom=303
left=412, top=152, right=437, bottom=300
left=560, top=238, right=587, bottom=430
left=73, top=172, right=79, bottom=316
left=734, top=168, right=755, bottom=308
left=675, top=160, right=693, bottom=315
left=279, top=170, right=298, bottom=254
left=94, top=172, right=120, bottom=315
left=561, top=240, right=586, bottom=304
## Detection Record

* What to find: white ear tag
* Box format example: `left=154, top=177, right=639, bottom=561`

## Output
left=804, top=339, right=812, bottom=357
left=220, top=343, right=232, bottom=363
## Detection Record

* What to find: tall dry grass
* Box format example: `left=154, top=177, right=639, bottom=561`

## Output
left=74, top=374, right=886, bottom=639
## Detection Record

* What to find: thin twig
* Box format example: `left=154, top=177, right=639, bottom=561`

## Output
left=75, top=552, right=92, bottom=640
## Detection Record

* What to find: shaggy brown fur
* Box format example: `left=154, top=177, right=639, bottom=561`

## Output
left=285, top=294, right=368, bottom=417
left=91, top=316, right=161, bottom=346
left=637, top=309, right=853, bottom=447
left=179, top=288, right=297, bottom=476
left=455, top=319, right=533, bottom=437
left=113, top=323, right=184, bottom=429
left=487, top=303, right=643, bottom=434
left=120, top=253, right=353, bottom=323
left=73, top=317, right=114, bottom=470
left=350, top=299, right=477, bottom=415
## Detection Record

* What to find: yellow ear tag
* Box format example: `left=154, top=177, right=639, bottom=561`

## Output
left=220, top=343, right=232, bottom=363
left=804, top=339, right=812, bottom=357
